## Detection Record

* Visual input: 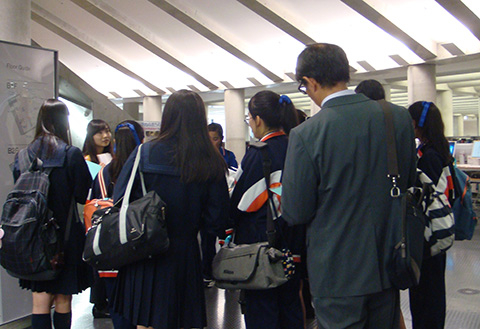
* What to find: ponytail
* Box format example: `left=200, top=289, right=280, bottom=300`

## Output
left=248, top=91, right=299, bottom=135
left=277, top=95, right=299, bottom=135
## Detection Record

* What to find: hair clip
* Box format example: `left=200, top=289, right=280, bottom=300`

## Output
left=279, top=95, right=292, bottom=105
left=418, top=101, right=431, bottom=128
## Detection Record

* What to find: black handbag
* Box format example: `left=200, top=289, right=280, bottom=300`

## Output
left=380, top=100, right=426, bottom=290
left=83, top=144, right=169, bottom=270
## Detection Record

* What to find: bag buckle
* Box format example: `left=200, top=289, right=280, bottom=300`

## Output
left=388, top=175, right=401, bottom=198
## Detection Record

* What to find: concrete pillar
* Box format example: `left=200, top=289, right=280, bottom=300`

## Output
left=455, top=115, right=464, bottom=137
left=437, top=90, right=454, bottom=136
left=123, top=102, right=140, bottom=120
left=477, top=101, right=480, bottom=136
left=384, top=85, right=391, bottom=102
left=142, top=96, right=162, bottom=122
left=0, top=1, right=32, bottom=324
left=408, top=64, right=436, bottom=104
left=0, top=0, right=30, bottom=45
left=225, top=89, right=246, bottom=162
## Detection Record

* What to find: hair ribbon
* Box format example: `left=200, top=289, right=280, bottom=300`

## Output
left=279, top=95, right=292, bottom=105
left=114, top=123, right=141, bottom=153
left=418, top=101, right=431, bottom=128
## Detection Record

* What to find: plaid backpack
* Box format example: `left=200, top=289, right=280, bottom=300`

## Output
left=0, top=148, right=65, bottom=281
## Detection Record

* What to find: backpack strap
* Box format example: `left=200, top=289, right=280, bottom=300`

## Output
left=17, top=148, right=53, bottom=177
left=17, top=149, right=32, bottom=173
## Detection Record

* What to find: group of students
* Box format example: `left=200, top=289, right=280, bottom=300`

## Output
left=11, top=46, right=453, bottom=329
left=14, top=89, right=302, bottom=329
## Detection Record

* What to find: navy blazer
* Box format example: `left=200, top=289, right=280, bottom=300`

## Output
left=113, top=140, right=229, bottom=240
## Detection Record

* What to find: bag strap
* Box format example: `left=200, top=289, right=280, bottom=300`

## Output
left=378, top=100, right=401, bottom=198
left=17, top=148, right=53, bottom=176
left=119, top=145, right=146, bottom=244
left=250, top=141, right=278, bottom=247
left=98, top=165, right=108, bottom=199
left=17, top=149, right=32, bottom=173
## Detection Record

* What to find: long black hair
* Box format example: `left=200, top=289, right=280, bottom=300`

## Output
left=248, top=90, right=299, bottom=135
left=109, top=120, right=144, bottom=183
left=82, top=119, right=113, bottom=164
left=408, top=101, right=452, bottom=165
left=155, top=90, right=226, bottom=183
left=33, top=99, right=70, bottom=157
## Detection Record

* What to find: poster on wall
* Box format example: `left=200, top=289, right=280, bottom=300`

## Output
left=0, top=41, right=57, bottom=179
left=140, top=121, right=161, bottom=142
left=0, top=40, right=57, bottom=324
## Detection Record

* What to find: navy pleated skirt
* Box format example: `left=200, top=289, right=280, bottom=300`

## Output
left=113, top=238, right=206, bottom=329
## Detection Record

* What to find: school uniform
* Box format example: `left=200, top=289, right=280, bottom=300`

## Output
left=13, top=137, right=93, bottom=294
left=409, top=143, right=449, bottom=329
left=230, top=132, right=304, bottom=329
left=112, top=140, right=229, bottom=329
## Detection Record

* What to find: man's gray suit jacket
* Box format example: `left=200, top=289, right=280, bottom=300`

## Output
left=282, top=93, right=417, bottom=298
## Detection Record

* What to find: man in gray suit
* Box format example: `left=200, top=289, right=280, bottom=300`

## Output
left=281, top=43, right=417, bottom=328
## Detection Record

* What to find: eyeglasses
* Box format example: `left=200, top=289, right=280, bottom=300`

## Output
left=298, top=79, right=307, bottom=94
left=244, top=115, right=251, bottom=125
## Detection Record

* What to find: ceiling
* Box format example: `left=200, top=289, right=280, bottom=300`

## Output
left=30, top=0, right=480, bottom=115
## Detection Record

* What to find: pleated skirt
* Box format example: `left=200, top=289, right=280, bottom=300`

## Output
left=113, top=239, right=207, bottom=329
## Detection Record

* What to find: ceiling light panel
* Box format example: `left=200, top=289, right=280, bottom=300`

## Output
left=155, top=0, right=301, bottom=85
left=31, top=21, right=158, bottom=98
left=365, top=0, right=480, bottom=55
left=462, top=0, right=480, bottom=19
left=276, top=0, right=425, bottom=70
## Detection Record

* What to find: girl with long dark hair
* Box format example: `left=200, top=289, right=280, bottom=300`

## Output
left=13, top=99, right=92, bottom=329
left=408, top=101, right=452, bottom=329
left=112, top=90, right=229, bottom=329
left=82, top=119, right=113, bottom=318
left=82, top=119, right=113, bottom=165
left=90, top=120, right=144, bottom=329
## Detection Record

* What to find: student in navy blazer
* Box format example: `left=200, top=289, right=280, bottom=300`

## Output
left=112, top=90, right=229, bottom=329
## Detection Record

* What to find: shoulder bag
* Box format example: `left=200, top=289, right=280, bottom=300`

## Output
left=83, top=166, right=113, bottom=232
left=212, top=142, right=294, bottom=290
left=380, top=100, right=426, bottom=290
left=83, top=144, right=169, bottom=270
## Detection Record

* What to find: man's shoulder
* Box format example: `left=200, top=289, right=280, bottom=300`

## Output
left=323, top=93, right=371, bottom=108
left=387, top=101, right=407, bottom=112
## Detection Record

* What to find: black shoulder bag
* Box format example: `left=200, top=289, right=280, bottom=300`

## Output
left=380, top=100, right=426, bottom=290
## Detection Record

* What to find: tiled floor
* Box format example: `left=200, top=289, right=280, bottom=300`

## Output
left=71, top=225, right=480, bottom=329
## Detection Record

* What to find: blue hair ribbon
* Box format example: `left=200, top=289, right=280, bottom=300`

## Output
left=279, top=95, right=292, bottom=105
left=418, top=101, right=431, bottom=127
left=114, top=122, right=141, bottom=153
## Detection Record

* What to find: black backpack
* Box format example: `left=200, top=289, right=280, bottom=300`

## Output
left=0, top=148, right=68, bottom=281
